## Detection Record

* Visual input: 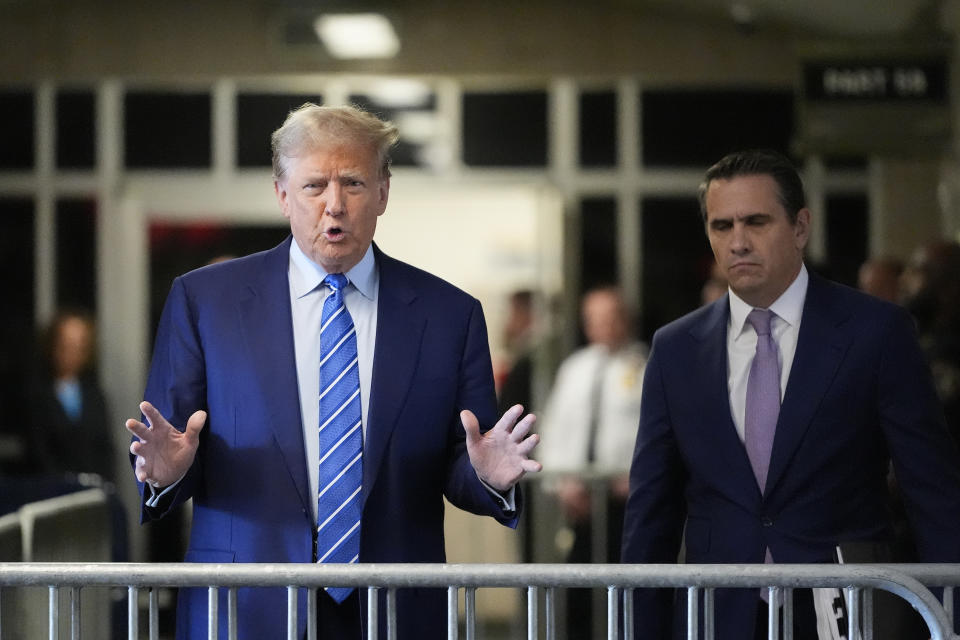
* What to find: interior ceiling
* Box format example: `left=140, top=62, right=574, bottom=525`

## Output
left=627, top=0, right=952, bottom=39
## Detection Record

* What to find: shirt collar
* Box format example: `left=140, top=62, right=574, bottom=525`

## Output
left=728, top=263, right=809, bottom=336
left=288, top=241, right=377, bottom=300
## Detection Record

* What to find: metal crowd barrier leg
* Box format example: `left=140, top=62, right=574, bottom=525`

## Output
left=845, top=587, right=861, bottom=640
left=447, top=586, right=458, bottom=640
left=286, top=586, right=296, bottom=640
left=367, top=586, right=378, bottom=640
left=767, top=587, right=780, bottom=640
left=209, top=586, right=219, bottom=640
left=863, top=587, right=874, bottom=640
left=945, top=586, right=954, bottom=628
left=49, top=586, right=59, bottom=640
left=607, top=586, right=619, bottom=640
left=149, top=588, right=159, bottom=640
left=704, top=587, right=715, bottom=640
left=622, top=587, right=634, bottom=640
left=545, top=586, right=556, bottom=640
left=464, top=587, right=476, bottom=640
left=128, top=586, right=138, bottom=640
left=228, top=587, right=238, bottom=640
left=782, top=588, right=793, bottom=640
left=527, top=585, right=538, bottom=640
left=687, top=587, right=698, bottom=640
left=306, top=587, right=317, bottom=640
left=386, top=588, right=397, bottom=640
left=69, top=586, right=79, bottom=640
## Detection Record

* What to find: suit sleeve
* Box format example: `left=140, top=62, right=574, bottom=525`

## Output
left=878, top=307, right=960, bottom=562
left=442, top=298, right=521, bottom=527
left=133, top=276, right=207, bottom=522
left=621, top=335, right=686, bottom=640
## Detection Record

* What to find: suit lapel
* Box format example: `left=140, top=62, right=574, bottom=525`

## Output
left=237, top=237, right=312, bottom=514
left=691, top=298, right=763, bottom=500
left=362, top=248, right=426, bottom=504
left=765, top=275, right=851, bottom=495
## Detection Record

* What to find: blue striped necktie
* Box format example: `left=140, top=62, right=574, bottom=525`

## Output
left=316, top=273, right=363, bottom=603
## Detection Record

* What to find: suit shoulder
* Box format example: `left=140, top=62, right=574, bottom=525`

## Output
left=651, top=300, right=725, bottom=345
left=378, top=250, right=479, bottom=307
left=175, top=241, right=285, bottom=291
left=810, top=275, right=909, bottom=325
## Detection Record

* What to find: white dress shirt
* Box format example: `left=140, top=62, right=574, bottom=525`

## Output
left=726, top=264, right=809, bottom=443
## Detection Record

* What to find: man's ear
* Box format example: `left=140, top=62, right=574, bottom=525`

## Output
left=274, top=180, right=290, bottom=219
left=377, top=176, right=390, bottom=216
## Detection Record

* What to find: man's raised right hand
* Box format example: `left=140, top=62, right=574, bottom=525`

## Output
left=125, top=401, right=206, bottom=489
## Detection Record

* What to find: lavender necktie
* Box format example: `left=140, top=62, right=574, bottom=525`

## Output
left=744, top=308, right=780, bottom=493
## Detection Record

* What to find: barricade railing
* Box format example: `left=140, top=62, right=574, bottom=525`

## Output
left=0, top=562, right=957, bottom=640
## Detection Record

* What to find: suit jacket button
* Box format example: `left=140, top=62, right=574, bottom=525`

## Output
left=761, top=517, right=773, bottom=527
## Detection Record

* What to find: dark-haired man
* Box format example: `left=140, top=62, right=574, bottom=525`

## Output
left=621, top=149, right=960, bottom=639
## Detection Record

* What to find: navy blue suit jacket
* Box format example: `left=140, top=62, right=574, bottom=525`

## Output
left=621, top=273, right=960, bottom=639
left=139, top=237, right=518, bottom=639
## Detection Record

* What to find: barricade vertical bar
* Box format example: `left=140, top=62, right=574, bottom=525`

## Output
left=208, top=586, right=219, bottom=640
left=306, top=588, right=316, bottom=640
left=70, top=586, right=79, bottom=640
left=687, top=587, right=698, bottom=640
left=622, top=588, right=634, bottom=640
left=367, top=586, right=379, bottom=640
left=149, top=588, right=159, bottom=640
left=286, top=586, right=297, bottom=640
left=704, top=587, right=715, bottom=640
left=49, top=586, right=59, bottom=640
left=386, top=588, right=397, bottom=640
left=447, top=586, right=458, bottom=640
left=768, top=587, right=780, bottom=640
left=546, top=587, right=556, bottom=640
left=1, top=587, right=4, bottom=640
left=845, top=587, right=861, bottom=640
left=464, top=587, right=476, bottom=640
left=944, top=586, right=954, bottom=627
left=228, top=587, right=238, bottom=640
left=782, top=588, right=793, bottom=640
left=128, top=586, right=139, bottom=640
left=862, top=587, right=874, bottom=640
left=607, top=586, right=619, bottom=640
left=528, top=586, right=538, bottom=640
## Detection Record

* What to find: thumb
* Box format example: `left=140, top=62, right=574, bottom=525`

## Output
left=185, top=410, right=207, bottom=439
left=460, top=409, right=480, bottom=444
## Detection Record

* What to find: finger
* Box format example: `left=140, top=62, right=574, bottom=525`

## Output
left=516, top=432, right=540, bottom=456
left=130, top=440, right=144, bottom=456
left=496, top=404, right=524, bottom=431
left=140, top=401, right=169, bottom=429
left=521, top=459, right=543, bottom=473
left=509, top=414, right=536, bottom=441
left=184, top=410, right=208, bottom=438
left=460, top=409, right=480, bottom=443
left=125, top=418, right=151, bottom=440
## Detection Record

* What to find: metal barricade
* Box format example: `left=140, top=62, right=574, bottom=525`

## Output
left=0, top=562, right=957, bottom=640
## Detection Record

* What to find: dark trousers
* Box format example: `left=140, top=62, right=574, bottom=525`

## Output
left=315, top=588, right=362, bottom=640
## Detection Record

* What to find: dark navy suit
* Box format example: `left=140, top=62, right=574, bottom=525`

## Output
left=139, top=237, right=518, bottom=639
left=621, top=273, right=960, bottom=639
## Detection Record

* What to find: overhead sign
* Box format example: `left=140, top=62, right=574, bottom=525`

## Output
left=803, top=59, right=948, bottom=102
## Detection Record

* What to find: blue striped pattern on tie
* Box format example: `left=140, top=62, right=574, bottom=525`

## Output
left=316, top=273, right=363, bottom=603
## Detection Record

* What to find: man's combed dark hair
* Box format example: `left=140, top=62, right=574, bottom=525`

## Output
left=697, top=149, right=806, bottom=224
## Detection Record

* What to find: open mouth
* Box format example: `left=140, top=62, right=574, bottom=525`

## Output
left=324, top=227, right=345, bottom=241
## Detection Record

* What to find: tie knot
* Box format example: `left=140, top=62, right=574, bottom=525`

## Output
left=747, top=308, right=774, bottom=337
left=324, top=273, right=348, bottom=292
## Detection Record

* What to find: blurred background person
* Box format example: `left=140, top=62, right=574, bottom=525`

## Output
left=536, top=285, right=647, bottom=638
left=901, top=240, right=960, bottom=446
left=26, top=308, right=113, bottom=482
left=858, top=256, right=904, bottom=303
